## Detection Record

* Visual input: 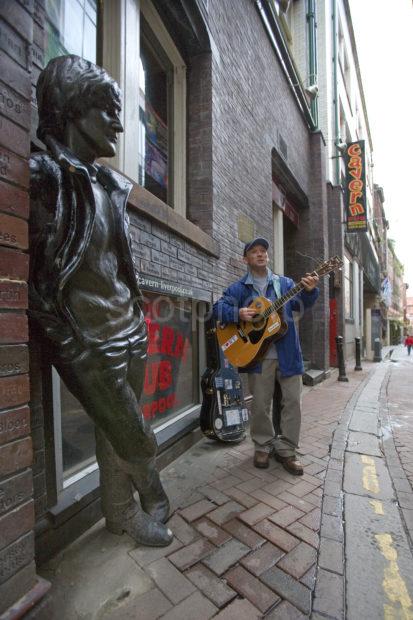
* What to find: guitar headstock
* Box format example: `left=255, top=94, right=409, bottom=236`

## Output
left=311, top=256, right=343, bottom=277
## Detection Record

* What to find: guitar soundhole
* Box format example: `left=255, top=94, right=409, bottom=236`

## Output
left=249, top=325, right=266, bottom=344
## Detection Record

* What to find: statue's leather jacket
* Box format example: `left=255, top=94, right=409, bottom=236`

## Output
left=29, top=139, right=144, bottom=346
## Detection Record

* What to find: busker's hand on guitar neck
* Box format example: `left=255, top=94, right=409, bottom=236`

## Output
left=301, top=273, right=319, bottom=292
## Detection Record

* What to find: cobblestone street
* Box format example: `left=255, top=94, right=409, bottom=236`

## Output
left=41, top=354, right=413, bottom=620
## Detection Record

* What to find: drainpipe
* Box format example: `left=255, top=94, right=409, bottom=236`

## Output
left=307, top=0, right=318, bottom=127
left=332, top=0, right=340, bottom=184
left=255, top=0, right=316, bottom=131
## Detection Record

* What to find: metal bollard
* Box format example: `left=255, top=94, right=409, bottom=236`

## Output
left=354, top=337, right=362, bottom=371
left=336, top=335, right=349, bottom=382
left=373, top=337, right=382, bottom=363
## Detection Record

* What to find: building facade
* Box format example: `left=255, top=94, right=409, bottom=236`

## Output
left=314, top=0, right=381, bottom=360
left=0, top=0, right=334, bottom=613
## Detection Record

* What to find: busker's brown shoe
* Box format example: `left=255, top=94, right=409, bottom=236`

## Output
left=274, top=454, right=304, bottom=476
left=254, top=450, right=271, bottom=469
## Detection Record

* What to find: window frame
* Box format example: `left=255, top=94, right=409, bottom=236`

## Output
left=101, top=0, right=187, bottom=216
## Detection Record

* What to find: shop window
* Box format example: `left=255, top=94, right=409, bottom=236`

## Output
left=142, top=293, right=198, bottom=426
left=45, top=0, right=98, bottom=65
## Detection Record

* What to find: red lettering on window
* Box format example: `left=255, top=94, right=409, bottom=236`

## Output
left=158, top=360, right=172, bottom=390
left=161, top=326, right=175, bottom=356
left=147, top=321, right=161, bottom=355
left=144, top=362, right=159, bottom=395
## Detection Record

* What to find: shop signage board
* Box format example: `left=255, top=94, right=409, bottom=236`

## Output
left=345, top=140, right=368, bottom=233
left=138, top=273, right=212, bottom=302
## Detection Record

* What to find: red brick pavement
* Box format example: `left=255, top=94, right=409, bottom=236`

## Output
left=127, top=367, right=370, bottom=618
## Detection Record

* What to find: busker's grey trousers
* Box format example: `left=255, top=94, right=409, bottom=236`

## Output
left=248, top=359, right=302, bottom=457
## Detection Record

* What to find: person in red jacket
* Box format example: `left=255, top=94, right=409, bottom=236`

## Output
left=405, top=335, right=413, bottom=356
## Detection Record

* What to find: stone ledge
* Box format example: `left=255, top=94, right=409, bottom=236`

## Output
left=125, top=176, right=220, bottom=259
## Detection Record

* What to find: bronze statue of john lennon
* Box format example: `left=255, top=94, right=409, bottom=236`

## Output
left=29, top=55, right=172, bottom=546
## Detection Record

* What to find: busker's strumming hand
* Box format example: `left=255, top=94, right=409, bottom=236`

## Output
left=239, top=307, right=257, bottom=321
left=301, top=273, right=319, bottom=292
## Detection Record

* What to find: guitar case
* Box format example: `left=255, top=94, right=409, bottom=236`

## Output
left=200, top=316, right=249, bottom=443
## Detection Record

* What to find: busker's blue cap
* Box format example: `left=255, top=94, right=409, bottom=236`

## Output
left=243, top=237, right=269, bottom=256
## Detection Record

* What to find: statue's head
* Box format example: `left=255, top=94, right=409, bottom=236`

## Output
left=36, top=55, right=123, bottom=160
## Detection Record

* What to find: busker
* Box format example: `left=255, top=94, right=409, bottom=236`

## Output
left=213, top=238, right=319, bottom=474
left=29, top=55, right=172, bottom=546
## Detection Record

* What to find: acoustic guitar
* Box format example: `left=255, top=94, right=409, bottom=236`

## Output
left=216, top=256, right=343, bottom=368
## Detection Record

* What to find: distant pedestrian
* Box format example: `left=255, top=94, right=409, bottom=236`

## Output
left=405, top=335, right=413, bottom=356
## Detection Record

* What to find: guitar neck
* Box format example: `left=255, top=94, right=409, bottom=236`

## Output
left=263, top=272, right=318, bottom=319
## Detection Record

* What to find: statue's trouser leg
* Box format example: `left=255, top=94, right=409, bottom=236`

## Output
left=53, top=336, right=171, bottom=544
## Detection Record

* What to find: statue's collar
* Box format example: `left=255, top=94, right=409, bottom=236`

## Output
left=45, top=136, right=93, bottom=176
left=45, top=136, right=131, bottom=193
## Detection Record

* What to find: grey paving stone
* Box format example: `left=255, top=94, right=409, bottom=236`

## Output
left=160, top=590, right=218, bottom=620
left=261, top=566, right=312, bottom=614
left=346, top=431, right=382, bottom=457
left=213, top=597, right=261, bottom=619
left=167, top=513, right=199, bottom=546
left=300, top=563, right=316, bottom=590
left=129, top=536, right=183, bottom=567
left=276, top=542, right=316, bottom=579
left=168, top=538, right=215, bottom=571
left=207, top=501, right=245, bottom=525
left=225, top=565, right=280, bottom=613
left=318, top=537, right=343, bottom=575
left=265, top=599, right=308, bottom=619
left=322, top=495, right=343, bottom=518
left=240, top=541, right=284, bottom=576
left=186, top=564, right=236, bottom=608
left=320, top=514, right=344, bottom=542
left=113, top=587, right=171, bottom=620
left=313, top=568, right=344, bottom=618
left=202, top=538, right=250, bottom=575
left=146, top=558, right=196, bottom=604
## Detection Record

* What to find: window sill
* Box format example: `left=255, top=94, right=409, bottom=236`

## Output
left=126, top=175, right=220, bottom=258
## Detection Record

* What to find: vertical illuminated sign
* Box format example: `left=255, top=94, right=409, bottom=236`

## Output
left=345, top=140, right=368, bottom=232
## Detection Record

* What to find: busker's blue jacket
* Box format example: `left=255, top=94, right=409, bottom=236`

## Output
left=213, top=271, right=319, bottom=376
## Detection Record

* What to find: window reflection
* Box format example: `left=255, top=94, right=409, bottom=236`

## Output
left=138, top=28, right=170, bottom=204
left=45, top=0, right=97, bottom=65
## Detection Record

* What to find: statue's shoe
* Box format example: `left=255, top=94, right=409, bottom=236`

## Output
left=106, top=510, right=173, bottom=547
left=132, top=470, right=170, bottom=524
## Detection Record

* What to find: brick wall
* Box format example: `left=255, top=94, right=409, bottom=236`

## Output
left=202, top=0, right=328, bottom=365
left=0, top=0, right=49, bottom=614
